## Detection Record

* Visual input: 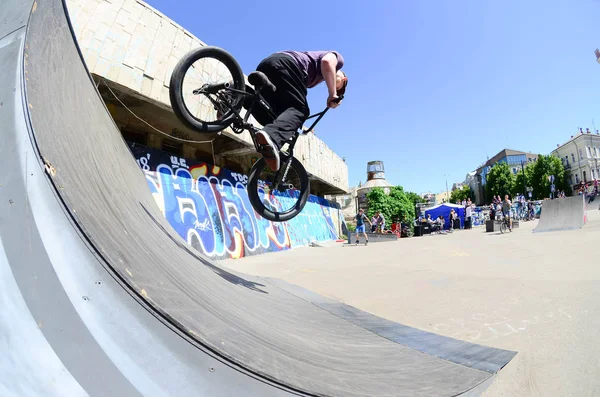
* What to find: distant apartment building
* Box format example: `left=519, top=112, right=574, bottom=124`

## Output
left=551, top=128, right=600, bottom=190
left=469, top=149, right=538, bottom=205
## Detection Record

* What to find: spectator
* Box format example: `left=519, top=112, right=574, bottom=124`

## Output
left=354, top=209, right=371, bottom=245
left=465, top=199, right=473, bottom=229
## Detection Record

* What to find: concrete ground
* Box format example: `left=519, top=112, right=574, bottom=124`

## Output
left=222, top=210, right=600, bottom=397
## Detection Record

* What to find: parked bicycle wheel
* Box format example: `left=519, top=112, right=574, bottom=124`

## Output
left=247, top=157, right=310, bottom=222
left=169, top=46, right=246, bottom=133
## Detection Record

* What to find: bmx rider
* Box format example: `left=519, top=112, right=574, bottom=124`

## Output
left=250, top=50, right=347, bottom=171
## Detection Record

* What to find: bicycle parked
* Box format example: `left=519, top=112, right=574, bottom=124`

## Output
left=168, top=47, right=341, bottom=222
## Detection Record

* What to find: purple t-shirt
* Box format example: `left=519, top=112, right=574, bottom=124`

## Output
left=279, top=50, right=344, bottom=88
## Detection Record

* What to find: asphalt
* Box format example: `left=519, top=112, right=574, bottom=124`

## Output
left=223, top=210, right=600, bottom=397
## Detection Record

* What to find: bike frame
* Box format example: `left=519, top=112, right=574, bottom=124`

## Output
left=201, top=83, right=341, bottom=192
left=203, top=83, right=339, bottom=157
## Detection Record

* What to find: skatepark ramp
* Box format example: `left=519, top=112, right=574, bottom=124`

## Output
left=534, top=196, right=587, bottom=233
left=0, top=0, right=515, bottom=395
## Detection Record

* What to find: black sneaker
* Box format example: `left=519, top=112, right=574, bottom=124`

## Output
left=365, top=240, right=368, bottom=246
left=256, top=131, right=280, bottom=171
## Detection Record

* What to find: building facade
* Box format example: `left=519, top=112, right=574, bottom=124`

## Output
left=551, top=128, right=600, bottom=190
left=65, top=0, right=348, bottom=196
left=471, top=149, right=538, bottom=205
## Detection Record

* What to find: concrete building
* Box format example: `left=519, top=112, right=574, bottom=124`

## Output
left=551, top=128, right=600, bottom=190
left=356, top=161, right=393, bottom=210
left=472, top=149, right=538, bottom=205
left=65, top=0, right=348, bottom=196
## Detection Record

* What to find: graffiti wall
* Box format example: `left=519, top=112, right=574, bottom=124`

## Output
left=129, top=143, right=344, bottom=259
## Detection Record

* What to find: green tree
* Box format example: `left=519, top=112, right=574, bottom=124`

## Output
left=366, top=187, right=392, bottom=221
left=387, top=186, right=416, bottom=223
left=529, top=154, right=572, bottom=199
left=366, top=186, right=416, bottom=224
left=485, top=162, right=515, bottom=202
left=450, top=184, right=473, bottom=204
left=406, top=191, right=424, bottom=207
left=512, top=163, right=534, bottom=197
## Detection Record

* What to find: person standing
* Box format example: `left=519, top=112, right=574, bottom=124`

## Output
left=502, top=194, right=512, bottom=231
left=354, top=209, right=371, bottom=245
left=375, top=211, right=386, bottom=233
left=465, top=199, right=473, bottom=229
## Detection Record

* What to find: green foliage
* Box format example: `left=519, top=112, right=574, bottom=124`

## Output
left=388, top=186, right=416, bottom=223
left=346, top=223, right=356, bottom=233
left=366, top=186, right=416, bottom=224
left=405, top=191, right=424, bottom=207
left=485, top=162, right=515, bottom=202
left=450, top=184, right=472, bottom=204
left=512, top=162, right=533, bottom=197
left=528, top=154, right=572, bottom=199
left=366, top=187, right=392, bottom=220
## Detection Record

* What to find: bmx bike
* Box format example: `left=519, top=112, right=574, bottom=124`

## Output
left=499, top=215, right=512, bottom=234
left=168, top=46, right=340, bottom=222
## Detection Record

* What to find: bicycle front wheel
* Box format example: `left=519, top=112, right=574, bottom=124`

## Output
left=169, top=46, right=246, bottom=133
left=500, top=222, right=507, bottom=234
left=247, top=156, right=310, bottom=222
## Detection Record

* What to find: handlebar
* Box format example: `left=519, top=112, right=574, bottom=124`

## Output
left=302, top=95, right=344, bottom=134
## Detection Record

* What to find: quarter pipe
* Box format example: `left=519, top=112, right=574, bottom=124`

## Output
left=0, top=0, right=515, bottom=395
left=534, top=196, right=587, bottom=233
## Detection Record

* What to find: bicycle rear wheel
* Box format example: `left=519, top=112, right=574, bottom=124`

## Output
left=247, top=156, right=310, bottom=222
left=500, top=222, right=507, bottom=234
left=169, top=46, right=246, bottom=133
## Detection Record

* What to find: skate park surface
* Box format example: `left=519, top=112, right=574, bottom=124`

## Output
left=223, top=210, right=600, bottom=397
left=1, top=0, right=518, bottom=396
left=1, top=0, right=595, bottom=395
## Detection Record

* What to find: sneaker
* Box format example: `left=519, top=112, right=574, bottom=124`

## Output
left=365, top=240, right=368, bottom=246
left=355, top=240, right=359, bottom=246
left=255, top=130, right=280, bottom=171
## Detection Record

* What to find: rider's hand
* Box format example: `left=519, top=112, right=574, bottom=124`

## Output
left=327, top=94, right=341, bottom=109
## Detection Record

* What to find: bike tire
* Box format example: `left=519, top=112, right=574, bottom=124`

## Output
left=500, top=222, right=506, bottom=234
left=247, top=157, right=310, bottom=222
left=169, top=46, right=245, bottom=133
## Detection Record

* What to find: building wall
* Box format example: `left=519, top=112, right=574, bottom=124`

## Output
left=552, top=132, right=600, bottom=188
left=66, top=0, right=348, bottom=193
left=130, top=143, right=345, bottom=260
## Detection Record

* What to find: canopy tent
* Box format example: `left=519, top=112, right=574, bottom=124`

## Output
left=424, top=203, right=466, bottom=229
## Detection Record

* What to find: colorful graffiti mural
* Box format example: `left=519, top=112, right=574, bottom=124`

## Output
left=129, top=143, right=344, bottom=259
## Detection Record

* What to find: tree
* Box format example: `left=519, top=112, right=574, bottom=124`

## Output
left=366, top=187, right=392, bottom=221
left=512, top=163, right=534, bottom=197
left=387, top=186, right=416, bottom=223
left=529, top=154, right=572, bottom=199
left=406, top=191, right=424, bottom=208
left=485, top=162, right=515, bottom=202
left=366, top=186, right=416, bottom=224
left=450, top=184, right=473, bottom=203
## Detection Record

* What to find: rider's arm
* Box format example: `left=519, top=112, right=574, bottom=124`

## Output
left=321, top=53, right=340, bottom=105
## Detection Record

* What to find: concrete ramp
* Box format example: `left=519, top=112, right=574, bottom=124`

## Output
left=534, top=196, right=587, bottom=233
left=0, top=0, right=516, bottom=395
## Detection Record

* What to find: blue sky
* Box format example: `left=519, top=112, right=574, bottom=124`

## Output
left=146, top=0, right=600, bottom=195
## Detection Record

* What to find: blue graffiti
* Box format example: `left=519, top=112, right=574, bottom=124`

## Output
left=131, top=143, right=342, bottom=259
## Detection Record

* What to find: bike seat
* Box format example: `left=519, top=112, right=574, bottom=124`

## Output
left=248, top=71, right=276, bottom=92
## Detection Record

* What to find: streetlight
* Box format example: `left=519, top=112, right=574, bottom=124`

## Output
left=444, top=174, right=449, bottom=203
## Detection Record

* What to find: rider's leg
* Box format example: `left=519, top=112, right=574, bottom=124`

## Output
left=255, top=54, right=309, bottom=171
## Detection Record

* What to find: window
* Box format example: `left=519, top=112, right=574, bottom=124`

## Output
left=162, top=140, right=182, bottom=156
left=571, top=153, right=575, bottom=163
left=565, top=156, right=569, bottom=164
left=579, top=148, right=584, bottom=159
left=586, top=146, right=592, bottom=158
left=583, top=171, right=587, bottom=182
left=594, top=147, right=599, bottom=157
left=575, top=174, right=580, bottom=183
